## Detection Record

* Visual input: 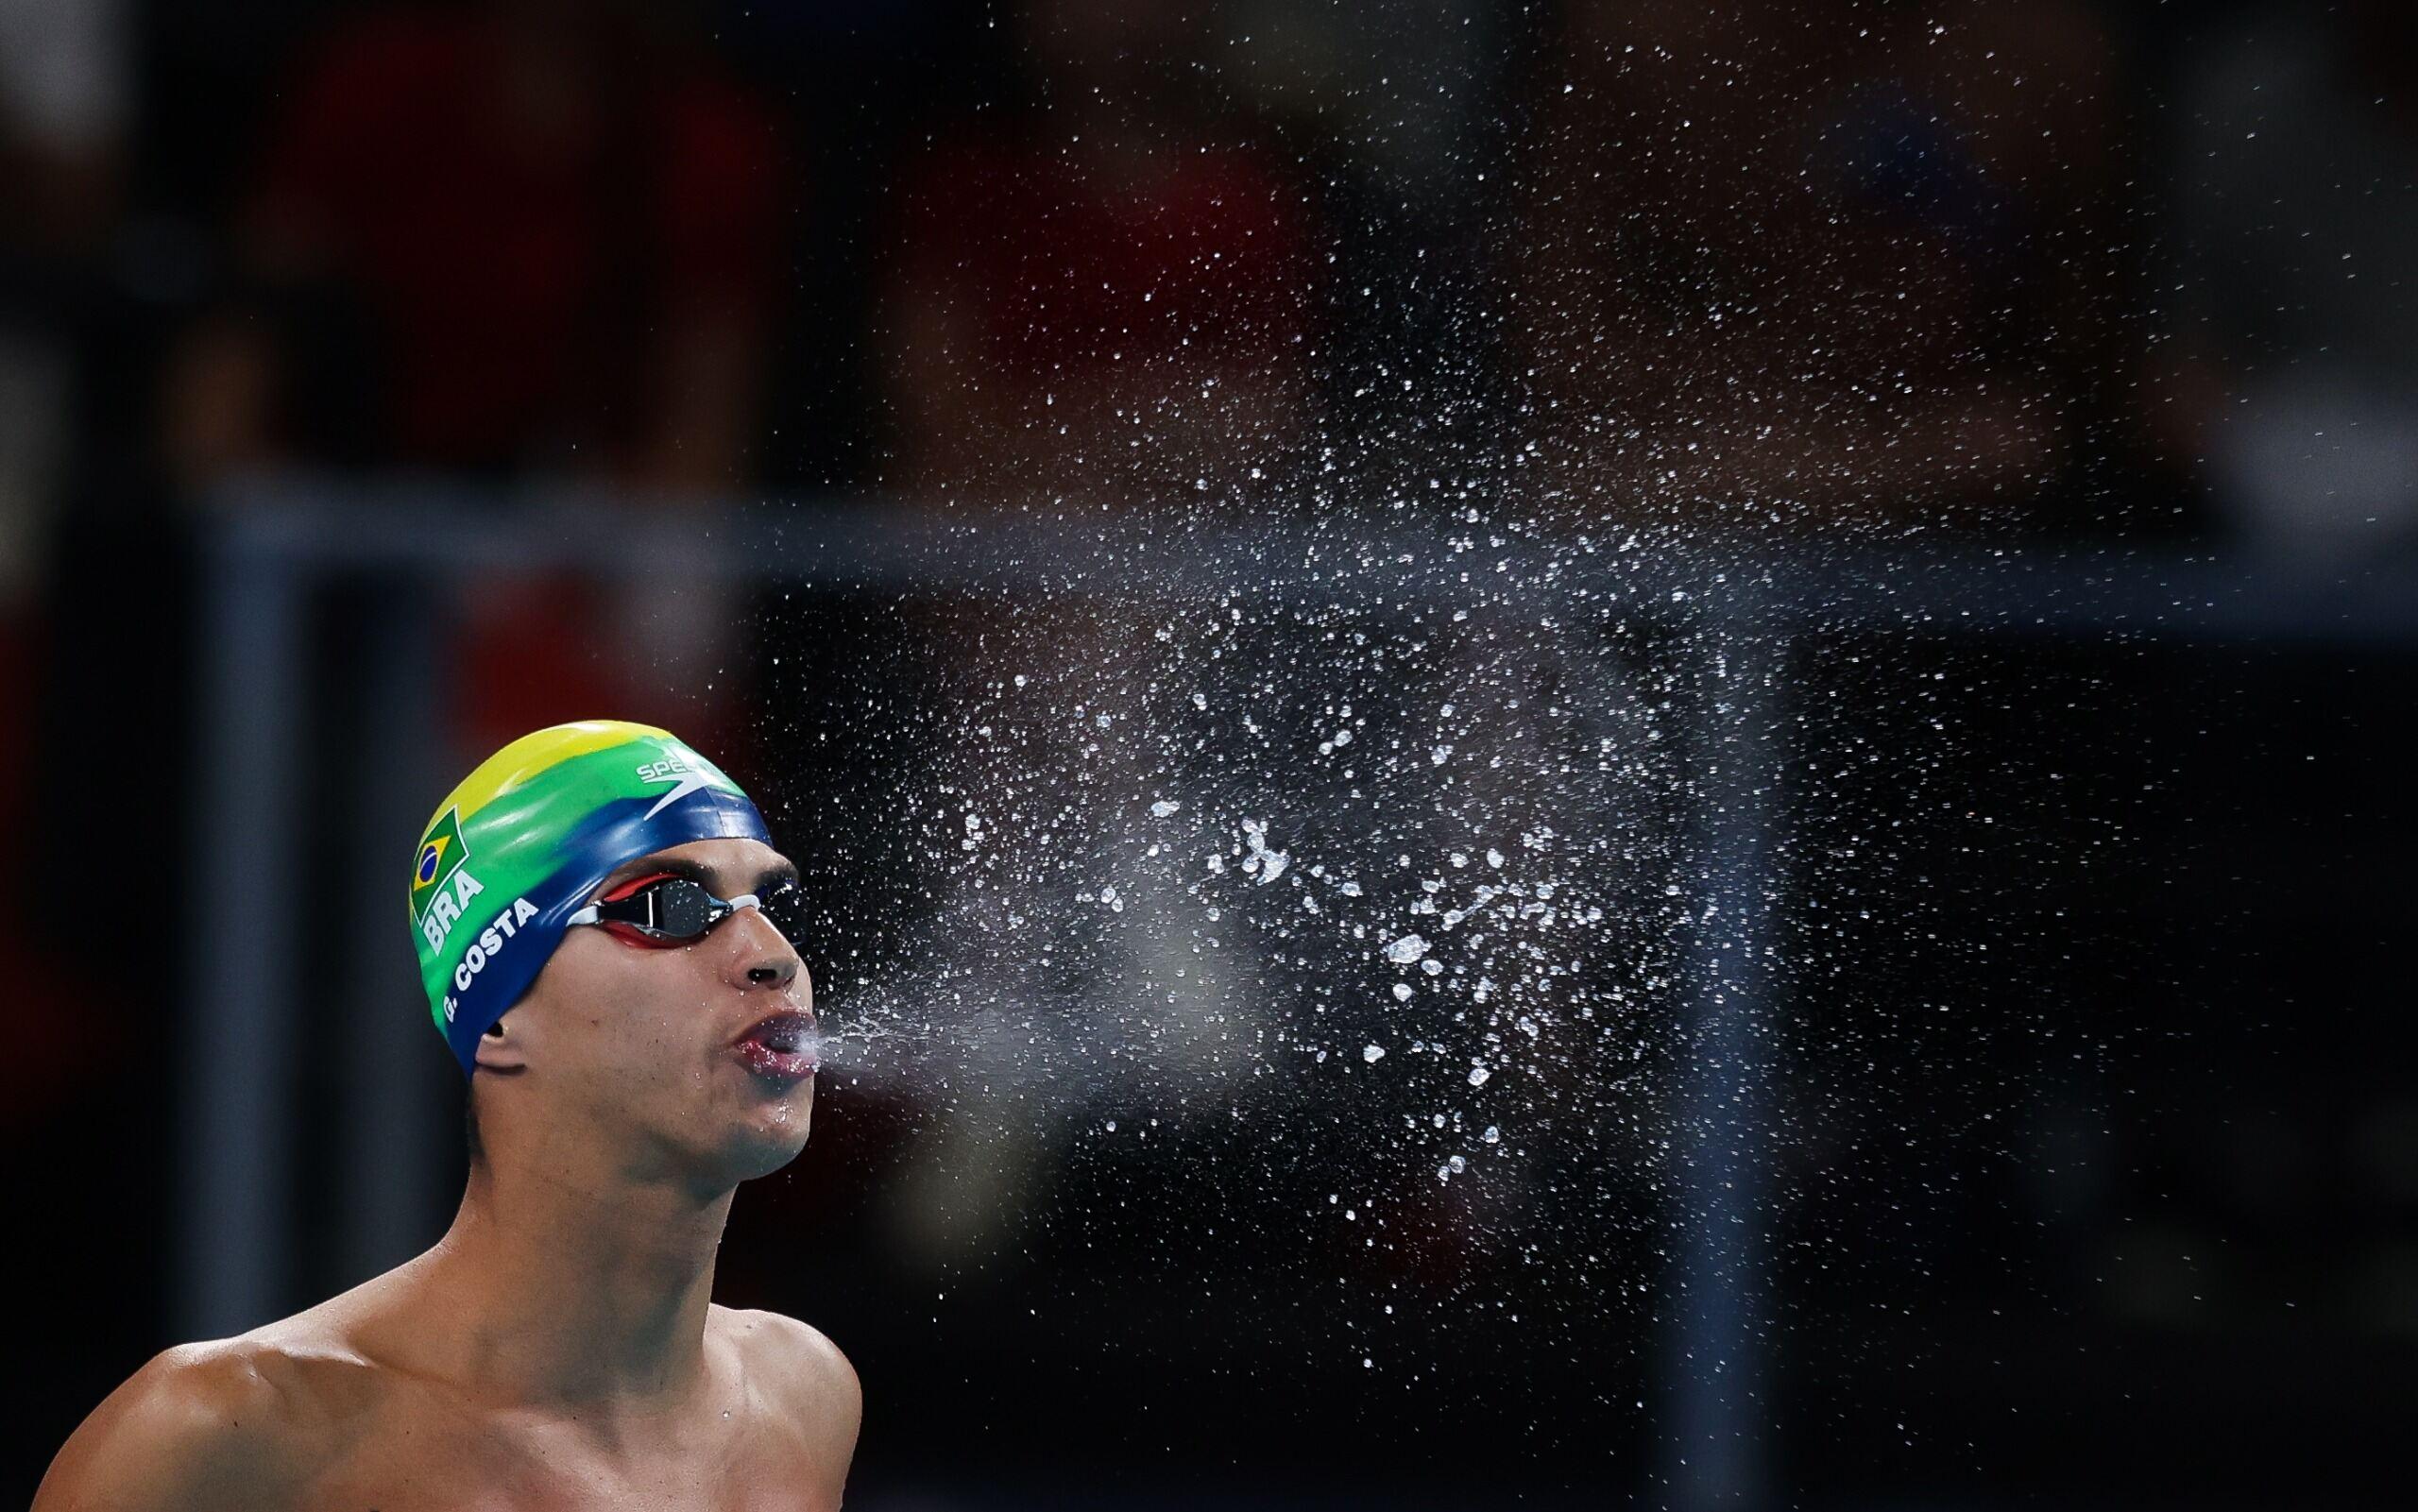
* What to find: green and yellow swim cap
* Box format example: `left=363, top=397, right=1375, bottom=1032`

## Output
left=409, top=720, right=772, bottom=1075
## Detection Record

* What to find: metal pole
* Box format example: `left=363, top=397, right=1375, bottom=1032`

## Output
left=336, top=572, right=453, bottom=1285
left=1664, top=610, right=1786, bottom=1510
left=178, top=518, right=307, bottom=1339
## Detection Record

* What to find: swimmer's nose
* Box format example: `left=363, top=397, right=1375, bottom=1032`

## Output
left=741, top=950, right=796, bottom=992
left=730, top=907, right=801, bottom=995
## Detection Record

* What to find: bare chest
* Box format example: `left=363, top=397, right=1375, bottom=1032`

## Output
left=282, top=1401, right=843, bottom=1512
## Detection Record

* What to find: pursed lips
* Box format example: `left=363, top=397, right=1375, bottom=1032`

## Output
left=734, top=1005, right=815, bottom=1049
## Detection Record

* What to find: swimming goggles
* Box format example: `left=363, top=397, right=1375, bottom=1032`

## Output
left=568, top=873, right=809, bottom=944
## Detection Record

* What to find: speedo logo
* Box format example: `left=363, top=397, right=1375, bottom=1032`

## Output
left=450, top=895, right=542, bottom=995
left=636, top=753, right=726, bottom=821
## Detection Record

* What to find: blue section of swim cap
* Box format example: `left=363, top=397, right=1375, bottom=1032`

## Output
left=441, top=786, right=773, bottom=1076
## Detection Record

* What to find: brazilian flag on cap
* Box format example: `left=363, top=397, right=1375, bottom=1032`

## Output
left=413, top=808, right=468, bottom=915
left=409, top=720, right=771, bottom=1075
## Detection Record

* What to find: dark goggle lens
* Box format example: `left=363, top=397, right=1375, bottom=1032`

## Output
left=643, top=876, right=722, bottom=938
left=622, top=875, right=808, bottom=942
left=753, top=880, right=809, bottom=942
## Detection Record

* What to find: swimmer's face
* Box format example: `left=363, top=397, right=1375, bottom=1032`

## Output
left=491, top=837, right=816, bottom=1185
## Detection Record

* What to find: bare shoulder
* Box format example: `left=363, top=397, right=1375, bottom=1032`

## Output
left=713, top=1304, right=861, bottom=1458
left=32, top=1337, right=319, bottom=1511
left=716, top=1303, right=860, bottom=1405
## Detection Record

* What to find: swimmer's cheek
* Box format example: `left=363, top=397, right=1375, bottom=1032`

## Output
left=31, top=1341, right=306, bottom=1512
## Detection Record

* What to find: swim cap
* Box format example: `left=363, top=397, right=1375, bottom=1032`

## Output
left=409, top=720, right=772, bottom=1075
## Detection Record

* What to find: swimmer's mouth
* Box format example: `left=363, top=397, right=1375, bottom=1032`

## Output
left=732, top=1008, right=818, bottom=1081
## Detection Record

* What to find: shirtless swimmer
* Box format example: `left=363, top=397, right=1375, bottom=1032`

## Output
left=34, top=720, right=860, bottom=1510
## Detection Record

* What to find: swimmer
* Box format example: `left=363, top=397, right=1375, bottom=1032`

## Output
left=34, top=721, right=859, bottom=1509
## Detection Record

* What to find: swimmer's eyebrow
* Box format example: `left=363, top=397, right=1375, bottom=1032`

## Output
left=598, top=854, right=799, bottom=897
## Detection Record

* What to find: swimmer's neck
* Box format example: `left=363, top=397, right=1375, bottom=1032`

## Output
left=384, top=1156, right=737, bottom=1413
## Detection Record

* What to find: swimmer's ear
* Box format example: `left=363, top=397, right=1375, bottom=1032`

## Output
left=472, top=1014, right=530, bottom=1074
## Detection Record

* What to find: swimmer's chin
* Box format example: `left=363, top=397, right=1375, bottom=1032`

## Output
left=716, top=1096, right=815, bottom=1181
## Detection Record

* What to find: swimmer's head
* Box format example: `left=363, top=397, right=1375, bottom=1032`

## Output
left=410, top=721, right=815, bottom=1174
left=411, top=720, right=774, bottom=1070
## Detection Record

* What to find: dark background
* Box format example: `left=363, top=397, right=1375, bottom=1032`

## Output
left=2, top=1, right=2410, bottom=1506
